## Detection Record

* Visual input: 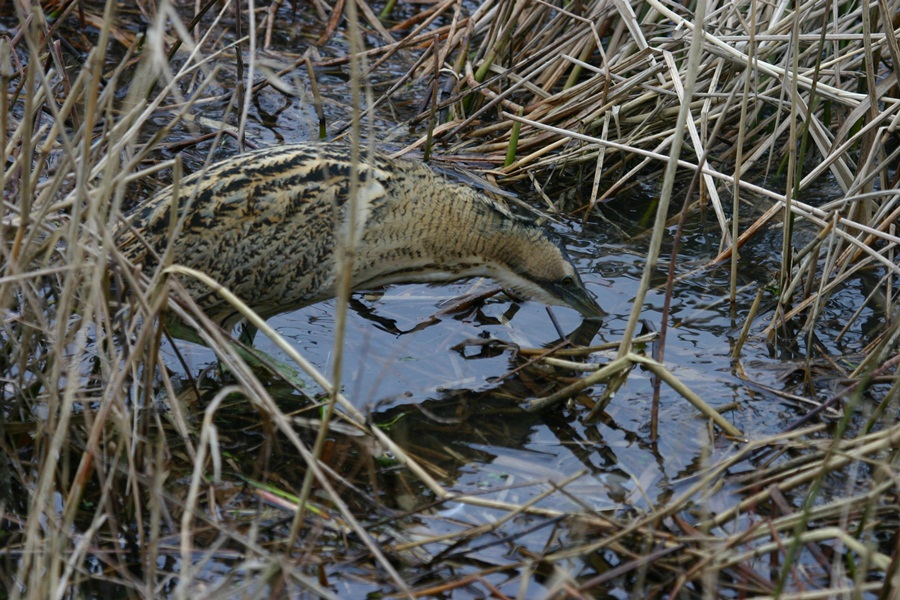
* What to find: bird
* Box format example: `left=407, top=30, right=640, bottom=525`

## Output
left=116, top=142, right=605, bottom=330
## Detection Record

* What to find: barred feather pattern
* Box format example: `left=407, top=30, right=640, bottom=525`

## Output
left=117, top=142, right=601, bottom=326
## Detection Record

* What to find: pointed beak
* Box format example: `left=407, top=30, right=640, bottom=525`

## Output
left=548, top=280, right=607, bottom=321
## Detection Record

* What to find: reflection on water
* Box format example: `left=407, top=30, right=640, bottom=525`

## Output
left=170, top=207, right=819, bottom=510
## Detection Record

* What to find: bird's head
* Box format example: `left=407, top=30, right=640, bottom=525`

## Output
left=484, top=222, right=606, bottom=321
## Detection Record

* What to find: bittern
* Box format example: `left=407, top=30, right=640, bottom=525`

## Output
left=117, top=142, right=604, bottom=329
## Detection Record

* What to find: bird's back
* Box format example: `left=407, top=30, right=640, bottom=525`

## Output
left=118, top=142, right=604, bottom=325
left=118, top=143, right=517, bottom=324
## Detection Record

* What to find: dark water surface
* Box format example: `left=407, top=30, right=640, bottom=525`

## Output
left=164, top=185, right=869, bottom=596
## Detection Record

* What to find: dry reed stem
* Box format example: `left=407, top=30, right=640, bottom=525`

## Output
left=386, top=0, right=898, bottom=366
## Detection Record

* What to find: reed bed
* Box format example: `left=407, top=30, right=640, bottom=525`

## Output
left=391, top=0, right=900, bottom=356
left=0, top=0, right=897, bottom=598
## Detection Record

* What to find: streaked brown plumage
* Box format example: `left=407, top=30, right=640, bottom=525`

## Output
left=117, top=142, right=604, bottom=327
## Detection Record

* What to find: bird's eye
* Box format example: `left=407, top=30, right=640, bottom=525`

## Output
left=560, top=275, right=576, bottom=286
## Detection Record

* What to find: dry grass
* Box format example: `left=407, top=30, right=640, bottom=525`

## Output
left=0, top=0, right=897, bottom=598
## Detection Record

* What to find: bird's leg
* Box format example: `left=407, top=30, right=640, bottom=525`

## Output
left=164, top=316, right=307, bottom=389
left=239, top=321, right=259, bottom=345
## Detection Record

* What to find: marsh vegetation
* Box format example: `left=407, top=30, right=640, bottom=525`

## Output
left=1, top=0, right=898, bottom=597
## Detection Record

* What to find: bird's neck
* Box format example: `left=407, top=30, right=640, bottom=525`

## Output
left=343, top=171, right=529, bottom=292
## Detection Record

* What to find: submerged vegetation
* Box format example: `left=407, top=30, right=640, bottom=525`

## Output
left=1, top=0, right=897, bottom=597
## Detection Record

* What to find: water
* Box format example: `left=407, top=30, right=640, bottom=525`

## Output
left=168, top=195, right=820, bottom=508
